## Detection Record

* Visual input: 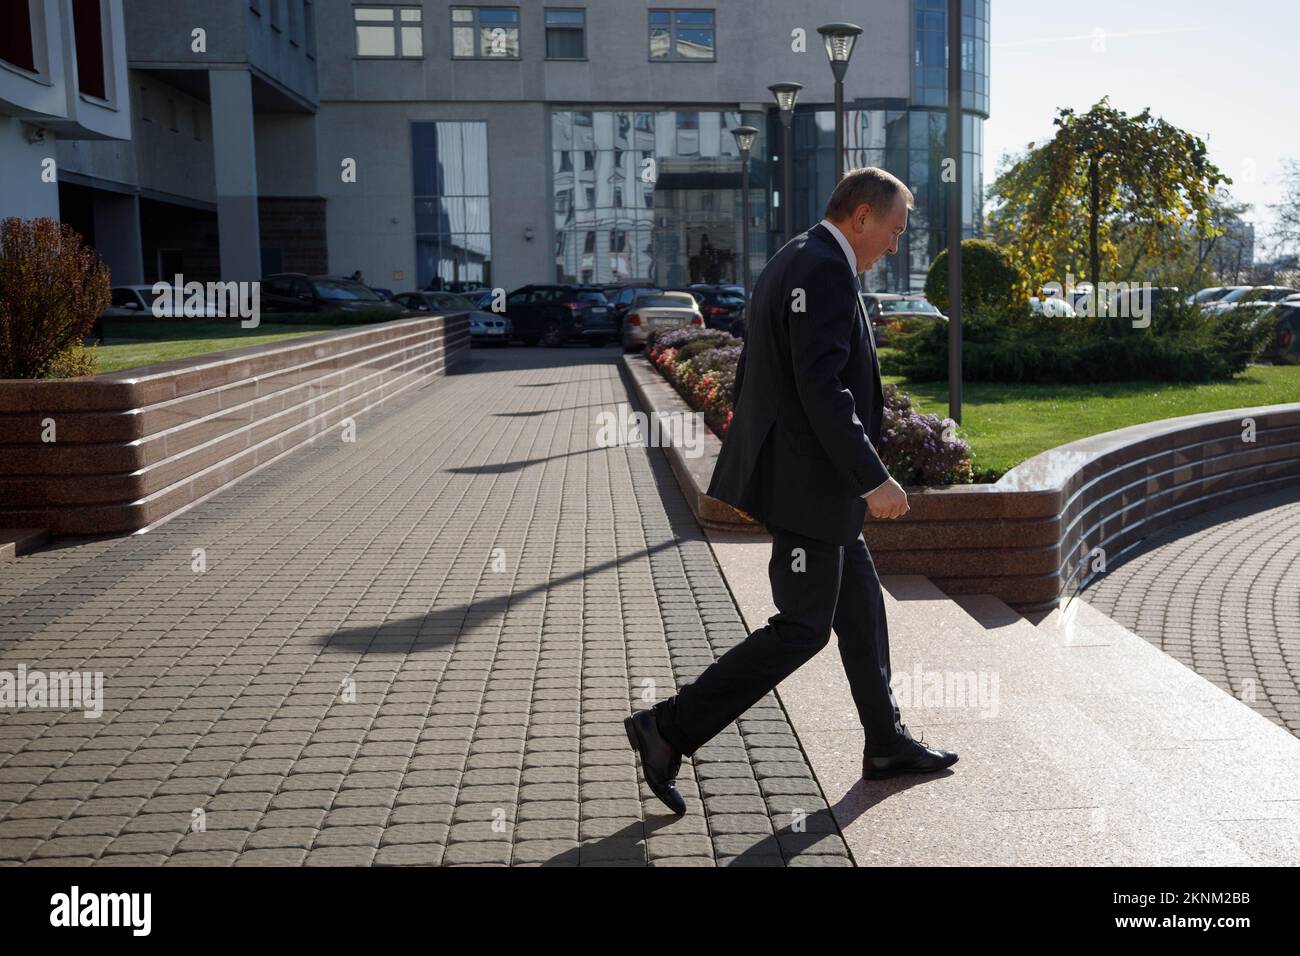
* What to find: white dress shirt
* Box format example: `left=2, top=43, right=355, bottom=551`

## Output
left=818, top=218, right=858, bottom=275
left=816, top=219, right=892, bottom=499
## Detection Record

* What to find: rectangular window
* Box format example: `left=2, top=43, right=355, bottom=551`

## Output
left=138, top=84, right=150, bottom=122
left=400, top=8, right=423, bottom=56
left=72, top=0, right=107, bottom=98
left=356, top=8, right=394, bottom=56
left=649, top=9, right=714, bottom=61
left=288, top=0, right=300, bottom=45
left=545, top=9, right=585, bottom=59
left=412, top=121, right=492, bottom=291
left=355, top=6, right=422, bottom=57
left=270, top=0, right=282, bottom=31
left=1, top=0, right=38, bottom=72
left=451, top=7, right=519, bottom=59
left=192, top=106, right=203, bottom=141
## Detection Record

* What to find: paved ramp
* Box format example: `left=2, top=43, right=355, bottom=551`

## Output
left=707, top=528, right=1300, bottom=865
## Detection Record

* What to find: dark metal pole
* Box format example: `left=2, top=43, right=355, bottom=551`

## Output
left=833, top=77, right=845, bottom=184
left=946, top=0, right=963, bottom=425
left=783, top=121, right=793, bottom=243
left=741, top=152, right=752, bottom=303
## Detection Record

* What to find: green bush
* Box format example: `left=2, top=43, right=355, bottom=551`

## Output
left=924, top=239, right=1029, bottom=316
left=44, top=340, right=99, bottom=378
left=672, top=332, right=734, bottom=362
left=891, top=299, right=1273, bottom=384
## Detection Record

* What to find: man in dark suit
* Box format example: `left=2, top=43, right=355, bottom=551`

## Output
left=625, top=167, right=958, bottom=815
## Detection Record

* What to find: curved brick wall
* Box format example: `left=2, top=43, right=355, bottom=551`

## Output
left=0, top=314, right=469, bottom=536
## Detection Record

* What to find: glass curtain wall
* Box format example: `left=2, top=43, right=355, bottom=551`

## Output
left=551, top=109, right=768, bottom=288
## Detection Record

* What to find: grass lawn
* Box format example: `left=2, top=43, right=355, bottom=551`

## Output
left=91, top=318, right=363, bottom=374
left=877, top=349, right=1300, bottom=480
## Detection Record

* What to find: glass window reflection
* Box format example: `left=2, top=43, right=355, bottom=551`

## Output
left=412, top=121, right=492, bottom=291
left=551, top=109, right=766, bottom=287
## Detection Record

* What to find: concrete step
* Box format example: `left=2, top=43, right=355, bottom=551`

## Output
left=704, top=527, right=1300, bottom=865
left=0, top=528, right=48, bottom=564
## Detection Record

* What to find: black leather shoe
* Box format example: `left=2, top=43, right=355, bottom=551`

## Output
left=624, top=709, right=687, bottom=815
left=862, top=724, right=958, bottom=780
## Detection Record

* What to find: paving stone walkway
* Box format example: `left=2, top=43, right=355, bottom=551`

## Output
left=1081, top=482, right=1300, bottom=738
left=0, top=346, right=849, bottom=866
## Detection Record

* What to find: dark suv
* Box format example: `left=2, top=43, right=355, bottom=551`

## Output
left=503, top=285, right=617, bottom=346
left=671, top=286, right=746, bottom=333
left=262, top=274, right=406, bottom=316
left=608, top=285, right=663, bottom=326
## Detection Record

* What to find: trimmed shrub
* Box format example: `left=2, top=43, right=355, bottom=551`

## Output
left=642, top=325, right=976, bottom=485
left=891, top=298, right=1273, bottom=384
left=924, top=239, right=1029, bottom=316
left=0, top=217, right=110, bottom=379
left=674, top=333, right=734, bottom=362
left=645, top=325, right=725, bottom=354
left=44, top=341, right=99, bottom=379
left=880, top=384, right=975, bottom=486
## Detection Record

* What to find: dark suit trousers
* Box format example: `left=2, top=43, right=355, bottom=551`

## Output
left=653, top=522, right=905, bottom=758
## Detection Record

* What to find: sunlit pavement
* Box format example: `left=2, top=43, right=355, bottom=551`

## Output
left=0, top=345, right=847, bottom=867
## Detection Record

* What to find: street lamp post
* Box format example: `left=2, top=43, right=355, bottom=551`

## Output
left=731, top=125, right=759, bottom=308
left=946, top=0, right=963, bottom=424
left=768, top=82, right=802, bottom=245
left=817, top=23, right=862, bottom=184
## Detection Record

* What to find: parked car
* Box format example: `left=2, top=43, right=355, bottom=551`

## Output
left=394, top=290, right=479, bottom=313
left=461, top=288, right=499, bottom=311
left=1245, top=285, right=1297, bottom=304
left=670, top=285, right=746, bottom=331
left=1188, top=286, right=1234, bottom=306
left=622, top=291, right=702, bottom=351
left=1073, top=285, right=1182, bottom=321
left=101, top=284, right=225, bottom=318
left=1202, top=285, right=1298, bottom=315
left=502, top=284, right=616, bottom=346
left=394, top=291, right=512, bottom=346
left=859, top=292, right=947, bottom=347
left=262, top=274, right=406, bottom=316
left=102, top=285, right=156, bottom=318
left=608, top=284, right=663, bottom=327
left=1261, top=298, right=1300, bottom=364
left=1029, top=295, right=1077, bottom=318
left=688, top=282, right=746, bottom=299
left=596, top=284, right=622, bottom=300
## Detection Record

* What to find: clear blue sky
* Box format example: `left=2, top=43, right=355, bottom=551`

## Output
left=985, top=0, right=1297, bottom=255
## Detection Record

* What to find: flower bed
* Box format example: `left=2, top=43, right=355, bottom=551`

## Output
left=645, top=326, right=974, bottom=486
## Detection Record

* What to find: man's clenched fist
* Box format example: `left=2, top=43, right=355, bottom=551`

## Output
left=865, top=477, right=909, bottom=519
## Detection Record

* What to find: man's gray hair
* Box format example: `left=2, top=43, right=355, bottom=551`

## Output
left=824, top=166, right=914, bottom=221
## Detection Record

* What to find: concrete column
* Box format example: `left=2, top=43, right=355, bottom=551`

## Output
left=91, top=191, right=143, bottom=284
left=0, top=118, right=60, bottom=220
left=208, top=69, right=261, bottom=281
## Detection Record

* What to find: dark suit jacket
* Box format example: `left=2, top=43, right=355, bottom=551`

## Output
left=706, top=222, right=890, bottom=546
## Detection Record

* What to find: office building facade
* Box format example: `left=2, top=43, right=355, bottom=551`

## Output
left=0, top=0, right=989, bottom=294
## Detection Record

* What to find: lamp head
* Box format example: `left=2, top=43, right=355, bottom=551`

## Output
left=817, top=22, right=863, bottom=79
left=768, top=82, right=803, bottom=114
left=731, top=125, right=759, bottom=155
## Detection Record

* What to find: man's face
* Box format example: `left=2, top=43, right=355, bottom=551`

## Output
left=845, top=193, right=909, bottom=271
